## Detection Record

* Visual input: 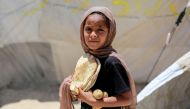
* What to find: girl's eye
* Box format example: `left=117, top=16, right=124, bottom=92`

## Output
left=85, top=28, right=91, bottom=33
left=97, top=29, right=105, bottom=33
left=98, top=29, right=104, bottom=31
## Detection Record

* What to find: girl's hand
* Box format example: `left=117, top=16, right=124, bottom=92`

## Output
left=77, top=87, right=97, bottom=106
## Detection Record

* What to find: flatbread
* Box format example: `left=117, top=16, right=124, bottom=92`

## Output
left=70, top=53, right=101, bottom=95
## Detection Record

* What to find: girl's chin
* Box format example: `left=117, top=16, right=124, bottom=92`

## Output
left=89, top=47, right=98, bottom=50
left=88, top=46, right=99, bottom=50
left=87, top=45, right=100, bottom=50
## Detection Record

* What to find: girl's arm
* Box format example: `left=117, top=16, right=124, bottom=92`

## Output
left=78, top=88, right=132, bottom=107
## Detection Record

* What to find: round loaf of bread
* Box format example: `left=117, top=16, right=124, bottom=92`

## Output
left=93, top=89, right=103, bottom=100
left=70, top=53, right=101, bottom=95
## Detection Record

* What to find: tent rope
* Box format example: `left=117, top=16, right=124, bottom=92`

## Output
left=145, top=7, right=187, bottom=83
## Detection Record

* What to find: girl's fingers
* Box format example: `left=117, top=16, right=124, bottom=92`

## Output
left=78, top=87, right=83, bottom=94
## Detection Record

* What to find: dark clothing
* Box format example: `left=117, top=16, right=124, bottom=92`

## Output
left=81, top=56, right=130, bottom=109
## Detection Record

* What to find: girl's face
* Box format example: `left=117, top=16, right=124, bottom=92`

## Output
left=83, top=13, right=109, bottom=50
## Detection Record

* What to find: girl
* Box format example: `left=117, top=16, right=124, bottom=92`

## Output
left=59, top=6, right=136, bottom=109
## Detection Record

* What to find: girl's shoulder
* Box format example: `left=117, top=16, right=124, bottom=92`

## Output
left=105, top=55, right=121, bottom=65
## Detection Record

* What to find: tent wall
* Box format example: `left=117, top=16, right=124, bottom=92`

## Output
left=137, top=70, right=190, bottom=109
left=148, top=8, right=190, bottom=81
left=0, top=43, right=57, bottom=88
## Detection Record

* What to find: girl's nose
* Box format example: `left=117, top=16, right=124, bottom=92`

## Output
left=90, top=31, right=97, bottom=39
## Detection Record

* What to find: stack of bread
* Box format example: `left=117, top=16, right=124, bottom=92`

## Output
left=70, top=53, right=108, bottom=109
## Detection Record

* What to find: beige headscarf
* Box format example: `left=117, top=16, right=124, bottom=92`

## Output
left=80, top=6, right=116, bottom=57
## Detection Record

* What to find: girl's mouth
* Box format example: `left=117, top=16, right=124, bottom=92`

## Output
left=89, top=40, right=99, bottom=42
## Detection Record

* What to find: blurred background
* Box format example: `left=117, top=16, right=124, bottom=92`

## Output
left=0, top=0, right=190, bottom=109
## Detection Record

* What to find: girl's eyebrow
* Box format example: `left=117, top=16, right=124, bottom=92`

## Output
left=84, top=25, right=90, bottom=28
left=98, top=25, right=107, bottom=28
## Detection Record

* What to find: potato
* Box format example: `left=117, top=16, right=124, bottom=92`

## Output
left=103, top=91, right=108, bottom=98
left=93, top=89, right=104, bottom=99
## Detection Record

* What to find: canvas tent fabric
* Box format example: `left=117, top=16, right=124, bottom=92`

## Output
left=137, top=51, right=190, bottom=109
left=0, top=0, right=190, bottom=108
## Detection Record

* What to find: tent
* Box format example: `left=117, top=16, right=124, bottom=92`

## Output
left=0, top=0, right=190, bottom=108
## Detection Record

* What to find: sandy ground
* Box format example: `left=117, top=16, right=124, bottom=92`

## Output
left=0, top=85, right=80, bottom=109
left=1, top=100, right=80, bottom=109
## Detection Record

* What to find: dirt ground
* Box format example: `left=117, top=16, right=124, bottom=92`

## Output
left=0, top=85, right=80, bottom=109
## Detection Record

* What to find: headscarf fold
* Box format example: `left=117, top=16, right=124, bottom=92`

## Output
left=59, top=76, right=74, bottom=109
left=110, top=52, right=137, bottom=109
